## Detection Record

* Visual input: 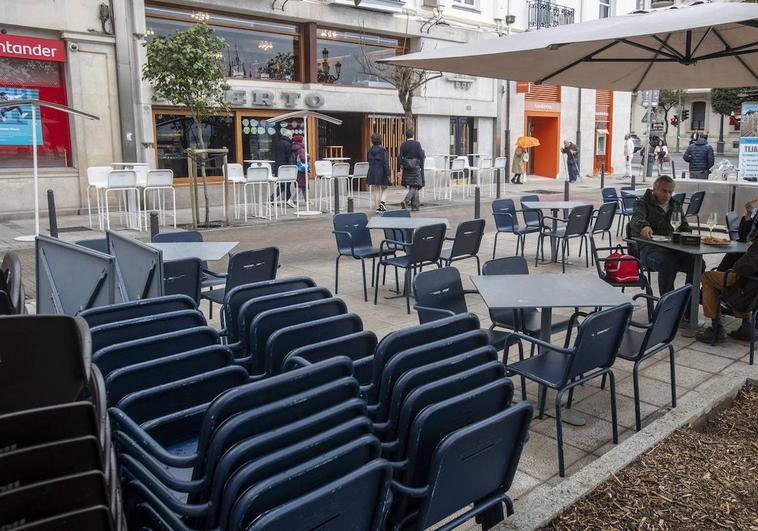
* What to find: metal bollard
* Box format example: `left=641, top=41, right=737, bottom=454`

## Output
left=681, top=171, right=686, bottom=180
left=333, top=178, right=340, bottom=215
left=47, top=190, right=58, bottom=238
left=600, top=163, right=605, bottom=189
left=150, top=211, right=160, bottom=240
left=474, top=186, right=481, bottom=219
left=496, top=168, right=501, bottom=199
left=670, top=159, right=676, bottom=178
left=564, top=179, right=570, bottom=201
left=347, top=197, right=354, bottom=213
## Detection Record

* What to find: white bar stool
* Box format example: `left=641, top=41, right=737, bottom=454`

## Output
left=244, top=165, right=275, bottom=221
left=143, top=169, right=176, bottom=228
left=86, top=166, right=110, bottom=229
left=314, top=160, right=333, bottom=212
left=104, top=170, right=141, bottom=230
left=275, top=165, right=299, bottom=215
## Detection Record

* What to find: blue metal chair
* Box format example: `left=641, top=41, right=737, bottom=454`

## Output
left=505, top=302, right=633, bottom=476
left=618, top=191, right=637, bottom=237
left=374, top=223, right=447, bottom=313
left=715, top=271, right=758, bottom=366
left=590, top=201, right=617, bottom=251
left=201, top=246, right=279, bottom=318
left=163, top=257, right=203, bottom=304
left=725, top=211, right=740, bottom=241
left=672, top=192, right=685, bottom=206
left=491, top=199, right=540, bottom=258
left=75, top=238, right=109, bottom=254
left=412, top=266, right=524, bottom=357
left=264, top=313, right=363, bottom=376
left=78, top=295, right=196, bottom=328
left=333, top=212, right=392, bottom=301
left=392, top=400, right=532, bottom=531
left=152, top=230, right=226, bottom=290
left=536, top=204, right=594, bottom=273
left=520, top=194, right=545, bottom=232
left=284, top=331, right=377, bottom=388
left=248, top=298, right=347, bottom=375
left=684, top=190, right=705, bottom=233
left=93, top=326, right=219, bottom=379
left=439, top=219, right=485, bottom=273
left=604, top=285, right=690, bottom=431
left=90, top=309, right=206, bottom=354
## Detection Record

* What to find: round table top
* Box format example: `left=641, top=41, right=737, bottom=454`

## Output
left=111, top=162, right=150, bottom=167
left=244, top=160, right=274, bottom=164
left=324, top=157, right=351, bottom=161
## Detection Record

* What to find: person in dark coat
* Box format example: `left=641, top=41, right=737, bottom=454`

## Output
left=366, top=133, right=391, bottom=213
left=397, top=128, right=425, bottom=211
left=683, top=135, right=714, bottom=179
left=561, top=139, right=579, bottom=182
left=291, top=135, right=307, bottom=201
left=271, top=129, right=293, bottom=203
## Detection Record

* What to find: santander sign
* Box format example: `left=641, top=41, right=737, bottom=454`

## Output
left=0, top=34, right=66, bottom=63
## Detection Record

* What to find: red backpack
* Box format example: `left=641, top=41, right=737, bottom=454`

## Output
left=604, top=245, right=640, bottom=283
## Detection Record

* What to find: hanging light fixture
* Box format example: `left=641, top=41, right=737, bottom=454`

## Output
left=191, top=11, right=210, bottom=22
left=258, top=40, right=273, bottom=51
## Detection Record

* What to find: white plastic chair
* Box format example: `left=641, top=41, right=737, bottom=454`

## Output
left=477, top=157, right=493, bottom=197
left=104, top=170, right=141, bottom=230
left=315, top=160, right=333, bottom=212
left=275, top=164, right=299, bottom=215
left=494, top=157, right=507, bottom=193
left=142, top=169, right=176, bottom=228
left=226, top=163, right=246, bottom=219
left=86, top=166, right=111, bottom=229
left=350, top=162, right=369, bottom=205
left=330, top=163, right=350, bottom=212
left=450, top=157, right=467, bottom=200
left=244, top=165, right=276, bottom=221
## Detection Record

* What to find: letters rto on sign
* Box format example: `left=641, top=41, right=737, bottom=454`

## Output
left=224, top=90, right=324, bottom=109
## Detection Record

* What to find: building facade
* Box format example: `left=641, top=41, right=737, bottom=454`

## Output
left=0, top=0, right=638, bottom=217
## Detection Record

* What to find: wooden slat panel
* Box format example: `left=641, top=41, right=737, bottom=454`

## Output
left=366, top=114, right=416, bottom=185
left=526, top=84, right=561, bottom=103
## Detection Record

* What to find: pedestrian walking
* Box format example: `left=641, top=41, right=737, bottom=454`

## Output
left=292, top=134, right=307, bottom=202
left=367, top=133, right=391, bottom=214
left=511, top=146, right=526, bottom=184
left=398, top=128, right=425, bottom=211
left=561, top=139, right=579, bottom=182
left=683, top=134, right=714, bottom=179
left=624, top=133, right=635, bottom=178
left=654, top=138, right=669, bottom=176
left=271, top=129, right=294, bottom=206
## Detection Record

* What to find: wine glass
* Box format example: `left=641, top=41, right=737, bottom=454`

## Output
left=707, top=212, right=718, bottom=236
left=670, top=211, right=682, bottom=234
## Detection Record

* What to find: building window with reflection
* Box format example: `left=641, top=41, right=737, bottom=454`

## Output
left=145, top=5, right=300, bottom=82
left=316, top=28, right=402, bottom=87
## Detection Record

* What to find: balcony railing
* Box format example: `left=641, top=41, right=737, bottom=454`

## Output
left=527, top=0, right=575, bottom=30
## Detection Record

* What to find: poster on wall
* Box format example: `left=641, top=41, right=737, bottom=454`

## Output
left=0, top=87, right=43, bottom=146
left=740, top=102, right=758, bottom=181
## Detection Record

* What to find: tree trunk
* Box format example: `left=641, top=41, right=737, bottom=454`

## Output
left=399, top=89, right=414, bottom=131
left=192, top=116, right=211, bottom=227
left=663, top=108, right=670, bottom=138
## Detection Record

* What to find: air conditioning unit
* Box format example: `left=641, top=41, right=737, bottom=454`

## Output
left=423, top=0, right=449, bottom=8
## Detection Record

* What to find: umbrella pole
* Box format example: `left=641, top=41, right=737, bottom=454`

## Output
left=298, top=115, right=320, bottom=216
left=15, top=103, right=40, bottom=243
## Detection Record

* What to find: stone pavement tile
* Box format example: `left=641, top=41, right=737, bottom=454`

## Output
left=572, top=388, right=658, bottom=430
left=640, top=359, right=711, bottom=389
left=546, top=453, right=599, bottom=486
left=676, top=347, right=737, bottom=373
left=517, top=431, right=587, bottom=482
left=685, top=338, right=751, bottom=359
left=531, top=412, right=617, bottom=453
left=591, top=428, right=634, bottom=457
left=508, top=471, right=543, bottom=501
left=615, top=374, right=685, bottom=409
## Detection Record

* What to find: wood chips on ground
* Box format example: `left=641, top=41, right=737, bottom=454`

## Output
left=542, top=384, right=758, bottom=530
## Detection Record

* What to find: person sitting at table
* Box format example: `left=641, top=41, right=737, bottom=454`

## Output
left=717, top=199, right=758, bottom=272
left=697, top=231, right=758, bottom=343
left=630, top=175, right=701, bottom=299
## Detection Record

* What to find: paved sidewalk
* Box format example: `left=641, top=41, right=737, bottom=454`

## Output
left=7, top=173, right=755, bottom=529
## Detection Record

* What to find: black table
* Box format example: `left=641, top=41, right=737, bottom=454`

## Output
left=366, top=217, right=450, bottom=230
left=149, top=241, right=239, bottom=261
left=630, top=237, right=750, bottom=334
left=522, top=201, right=587, bottom=261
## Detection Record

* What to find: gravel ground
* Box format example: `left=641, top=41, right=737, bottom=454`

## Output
left=542, top=384, right=758, bottom=530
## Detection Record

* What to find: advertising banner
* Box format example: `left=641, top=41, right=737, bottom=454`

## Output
left=739, top=102, right=758, bottom=181
left=0, top=88, right=43, bottom=146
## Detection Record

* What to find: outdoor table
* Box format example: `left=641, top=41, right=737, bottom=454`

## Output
left=149, top=241, right=239, bottom=262
left=366, top=217, right=450, bottom=231
left=472, top=273, right=630, bottom=425
left=629, top=237, right=749, bottom=335
left=324, top=157, right=351, bottom=162
left=522, top=200, right=587, bottom=261
left=622, top=188, right=646, bottom=197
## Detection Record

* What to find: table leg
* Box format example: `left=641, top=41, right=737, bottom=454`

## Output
left=684, top=258, right=703, bottom=337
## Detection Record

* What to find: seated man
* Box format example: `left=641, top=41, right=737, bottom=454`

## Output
left=630, top=175, right=700, bottom=298
left=698, top=233, right=758, bottom=343
left=717, top=198, right=758, bottom=272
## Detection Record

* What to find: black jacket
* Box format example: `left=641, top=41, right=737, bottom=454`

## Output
left=725, top=239, right=758, bottom=312
left=398, top=139, right=425, bottom=188
left=683, top=138, right=714, bottom=173
left=630, top=189, right=690, bottom=249
left=273, top=136, right=293, bottom=174
left=366, top=145, right=391, bottom=186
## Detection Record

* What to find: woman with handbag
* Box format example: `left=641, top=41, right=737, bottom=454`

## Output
left=398, top=128, right=425, bottom=211
left=292, top=134, right=307, bottom=202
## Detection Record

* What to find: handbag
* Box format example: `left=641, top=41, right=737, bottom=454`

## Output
left=604, top=245, right=640, bottom=283
left=296, top=160, right=307, bottom=173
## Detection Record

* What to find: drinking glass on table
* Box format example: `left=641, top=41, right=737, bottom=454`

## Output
left=707, top=212, right=718, bottom=236
left=670, top=211, right=682, bottom=233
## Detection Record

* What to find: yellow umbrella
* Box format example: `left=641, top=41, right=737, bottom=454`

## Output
left=516, top=136, right=540, bottom=149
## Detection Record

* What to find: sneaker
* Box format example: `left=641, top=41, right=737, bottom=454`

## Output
left=400, top=201, right=408, bottom=209
left=695, top=326, right=726, bottom=343
left=286, top=199, right=296, bottom=208
left=375, top=202, right=386, bottom=214
left=728, top=325, right=753, bottom=342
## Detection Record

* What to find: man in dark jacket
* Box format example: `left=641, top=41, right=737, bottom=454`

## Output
left=561, top=139, right=579, bottom=182
left=630, top=175, right=700, bottom=298
left=398, top=128, right=425, bottom=211
left=683, top=135, right=714, bottom=179
left=272, top=129, right=294, bottom=204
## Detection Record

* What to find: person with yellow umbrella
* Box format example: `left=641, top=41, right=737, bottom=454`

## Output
left=512, top=136, right=539, bottom=184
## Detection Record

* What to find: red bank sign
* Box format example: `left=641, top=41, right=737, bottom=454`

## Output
left=0, top=34, right=66, bottom=63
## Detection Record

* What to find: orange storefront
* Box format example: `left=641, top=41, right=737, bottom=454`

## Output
left=520, top=83, right=561, bottom=179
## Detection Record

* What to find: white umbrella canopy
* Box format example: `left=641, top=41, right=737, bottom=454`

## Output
left=383, top=2, right=758, bottom=91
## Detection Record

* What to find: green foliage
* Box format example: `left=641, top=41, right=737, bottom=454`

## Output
left=711, top=88, right=742, bottom=116
left=142, top=23, right=230, bottom=129
left=354, top=0, right=362, bottom=5
left=658, top=89, right=683, bottom=111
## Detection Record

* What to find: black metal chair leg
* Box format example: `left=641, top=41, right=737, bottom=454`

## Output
left=608, top=371, right=619, bottom=444
left=360, top=259, right=368, bottom=301
left=371, top=258, right=375, bottom=287
left=750, top=313, right=756, bottom=365
left=404, top=268, right=411, bottom=314
left=394, top=266, right=400, bottom=294
left=555, top=388, right=566, bottom=477
left=633, top=360, right=642, bottom=431
left=538, top=385, right=547, bottom=419
left=373, top=262, right=381, bottom=305
left=669, top=344, right=677, bottom=408
left=475, top=255, right=481, bottom=275
left=334, top=255, right=341, bottom=294
left=493, top=231, right=499, bottom=259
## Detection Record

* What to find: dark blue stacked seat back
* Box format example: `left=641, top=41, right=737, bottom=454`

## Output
left=78, top=295, right=196, bottom=328
left=90, top=309, right=206, bottom=353
left=283, top=331, right=377, bottom=385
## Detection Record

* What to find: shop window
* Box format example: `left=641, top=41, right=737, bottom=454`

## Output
left=0, top=57, right=72, bottom=168
left=599, top=0, right=612, bottom=18
left=154, top=113, right=236, bottom=179
left=146, top=5, right=300, bottom=82
left=240, top=115, right=304, bottom=163
left=691, top=101, right=706, bottom=130
left=316, top=28, right=402, bottom=87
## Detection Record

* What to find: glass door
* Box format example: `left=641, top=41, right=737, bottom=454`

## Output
left=449, top=117, right=475, bottom=156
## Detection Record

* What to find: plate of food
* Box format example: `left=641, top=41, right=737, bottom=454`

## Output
left=650, top=235, right=670, bottom=242
left=702, top=236, right=732, bottom=246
